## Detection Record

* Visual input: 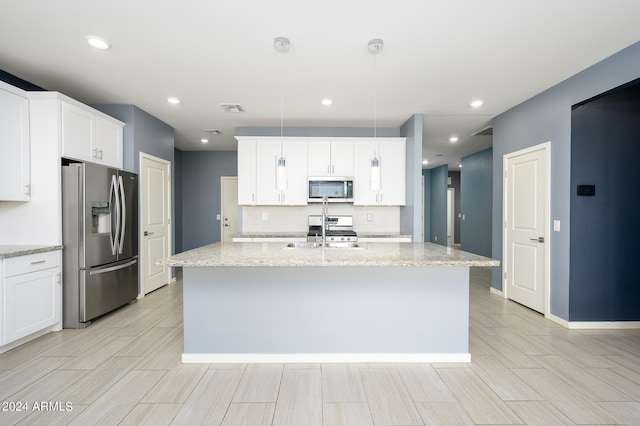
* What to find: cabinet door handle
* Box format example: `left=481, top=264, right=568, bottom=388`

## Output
left=93, top=148, right=98, bottom=159
left=25, top=184, right=31, bottom=195
left=98, top=149, right=104, bottom=160
left=30, top=260, right=46, bottom=265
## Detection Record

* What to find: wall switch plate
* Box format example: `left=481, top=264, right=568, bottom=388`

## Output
left=434, top=236, right=438, bottom=241
left=262, top=212, right=268, bottom=221
left=462, top=214, right=466, bottom=220
left=367, top=213, right=373, bottom=222
left=553, top=220, right=561, bottom=232
left=216, top=214, right=221, bottom=221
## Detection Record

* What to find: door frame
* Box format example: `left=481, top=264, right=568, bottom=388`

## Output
left=502, top=141, right=551, bottom=316
left=220, top=176, right=238, bottom=242
left=139, top=151, right=172, bottom=297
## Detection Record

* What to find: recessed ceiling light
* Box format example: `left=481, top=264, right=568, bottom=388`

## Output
left=449, top=136, right=459, bottom=143
left=167, top=97, right=180, bottom=105
left=422, top=160, right=429, bottom=165
left=321, top=99, right=333, bottom=106
left=201, top=139, right=209, bottom=143
left=86, top=36, right=110, bottom=50
left=470, top=99, right=484, bottom=108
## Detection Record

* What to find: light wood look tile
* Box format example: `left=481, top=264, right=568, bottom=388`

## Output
left=67, top=369, right=164, bottom=425
left=360, top=367, right=423, bottom=425
left=0, top=267, right=637, bottom=426
left=469, top=354, right=543, bottom=401
left=171, top=369, right=243, bottom=425
left=272, top=368, right=322, bottom=426
left=221, top=403, right=275, bottom=426
left=514, top=368, right=623, bottom=424
left=233, top=363, right=283, bottom=402
left=395, top=363, right=457, bottom=403
left=436, top=367, right=521, bottom=424
left=141, top=364, right=208, bottom=404
left=321, top=363, right=367, bottom=403
left=119, top=403, right=182, bottom=426
left=505, top=401, right=575, bottom=425
left=55, top=356, right=143, bottom=405
left=415, top=402, right=475, bottom=425
left=323, top=402, right=374, bottom=426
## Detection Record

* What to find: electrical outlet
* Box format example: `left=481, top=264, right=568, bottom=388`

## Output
left=434, top=236, right=438, bottom=241
left=216, top=214, right=221, bottom=221
left=367, top=213, right=373, bottom=222
left=262, top=212, right=268, bottom=221
left=553, top=220, right=561, bottom=232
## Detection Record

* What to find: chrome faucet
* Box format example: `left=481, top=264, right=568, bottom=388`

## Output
left=321, top=195, right=328, bottom=246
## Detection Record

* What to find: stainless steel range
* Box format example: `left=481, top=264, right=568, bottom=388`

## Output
left=307, top=215, right=358, bottom=243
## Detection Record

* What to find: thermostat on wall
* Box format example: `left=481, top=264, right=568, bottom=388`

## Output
left=577, top=185, right=596, bottom=196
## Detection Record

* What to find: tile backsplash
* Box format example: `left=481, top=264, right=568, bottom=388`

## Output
left=241, top=205, right=400, bottom=233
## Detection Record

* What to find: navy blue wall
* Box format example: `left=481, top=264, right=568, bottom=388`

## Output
left=0, top=69, right=45, bottom=90
left=460, top=148, right=492, bottom=257
left=570, top=80, right=640, bottom=320
left=422, top=169, right=431, bottom=242
left=448, top=171, right=461, bottom=244
left=429, top=165, right=448, bottom=246
left=181, top=151, right=237, bottom=251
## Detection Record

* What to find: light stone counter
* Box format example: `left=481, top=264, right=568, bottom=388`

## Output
left=0, top=245, right=63, bottom=259
left=160, top=241, right=499, bottom=268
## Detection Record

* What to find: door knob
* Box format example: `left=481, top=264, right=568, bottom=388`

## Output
left=224, top=224, right=230, bottom=227
left=530, top=237, right=544, bottom=243
left=144, top=231, right=154, bottom=236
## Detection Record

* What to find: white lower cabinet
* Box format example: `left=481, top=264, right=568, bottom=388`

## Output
left=1, top=251, right=61, bottom=346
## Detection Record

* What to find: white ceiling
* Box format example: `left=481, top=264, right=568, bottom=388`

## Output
left=2, top=1, right=640, bottom=169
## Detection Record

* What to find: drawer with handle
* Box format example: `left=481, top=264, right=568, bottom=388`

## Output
left=3, top=250, right=61, bottom=278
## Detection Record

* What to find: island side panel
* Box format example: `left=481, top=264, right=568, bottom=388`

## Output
left=183, top=266, right=469, bottom=362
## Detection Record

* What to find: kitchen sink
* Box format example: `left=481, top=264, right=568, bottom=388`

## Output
left=284, top=242, right=362, bottom=249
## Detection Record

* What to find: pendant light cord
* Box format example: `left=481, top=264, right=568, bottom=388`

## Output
left=373, top=52, right=377, bottom=139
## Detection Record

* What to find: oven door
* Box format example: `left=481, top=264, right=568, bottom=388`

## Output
left=308, top=178, right=353, bottom=202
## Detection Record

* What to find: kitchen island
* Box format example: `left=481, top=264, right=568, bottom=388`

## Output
left=160, top=242, right=499, bottom=363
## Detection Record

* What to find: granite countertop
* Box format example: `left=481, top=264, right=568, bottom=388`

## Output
left=232, top=232, right=307, bottom=239
left=0, top=245, right=63, bottom=259
left=159, top=242, right=499, bottom=268
left=358, top=233, right=413, bottom=238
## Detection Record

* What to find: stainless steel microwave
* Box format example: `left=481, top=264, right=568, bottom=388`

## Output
left=308, top=177, right=353, bottom=202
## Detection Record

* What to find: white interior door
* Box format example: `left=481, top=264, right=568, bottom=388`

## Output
left=504, top=144, right=549, bottom=314
left=221, top=177, right=238, bottom=242
left=140, top=153, right=171, bottom=295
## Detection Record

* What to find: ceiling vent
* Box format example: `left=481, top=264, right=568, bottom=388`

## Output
left=219, top=103, right=245, bottom=113
left=204, top=128, right=223, bottom=135
left=472, top=126, right=493, bottom=136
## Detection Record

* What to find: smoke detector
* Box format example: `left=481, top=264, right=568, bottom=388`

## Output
left=368, top=39, right=384, bottom=54
left=219, top=103, right=245, bottom=113
left=274, top=37, right=290, bottom=52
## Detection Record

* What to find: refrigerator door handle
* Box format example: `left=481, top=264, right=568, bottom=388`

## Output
left=118, top=175, right=126, bottom=254
left=89, top=259, right=138, bottom=276
left=109, top=174, right=119, bottom=255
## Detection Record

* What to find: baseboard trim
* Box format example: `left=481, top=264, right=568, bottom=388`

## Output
left=489, top=287, right=504, bottom=297
left=567, top=321, right=640, bottom=329
left=182, top=352, right=471, bottom=364
left=547, top=314, right=640, bottom=329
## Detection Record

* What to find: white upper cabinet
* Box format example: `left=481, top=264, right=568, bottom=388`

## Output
left=61, top=101, right=123, bottom=169
left=307, top=139, right=354, bottom=177
left=0, top=84, right=30, bottom=201
left=256, top=138, right=308, bottom=205
left=353, top=138, right=405, bottom=206
left=237, top=138, right=257, bottom=205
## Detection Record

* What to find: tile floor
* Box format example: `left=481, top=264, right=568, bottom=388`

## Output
left=1, top=267, right=639, bottom=425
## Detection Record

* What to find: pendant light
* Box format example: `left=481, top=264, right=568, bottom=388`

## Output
left=369, top=38, right=383, bottom=191
left=275, top=37, right=290, bottom=192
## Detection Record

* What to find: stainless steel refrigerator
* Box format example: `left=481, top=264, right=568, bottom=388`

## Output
left=62, top=161, right=138, bottom=328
